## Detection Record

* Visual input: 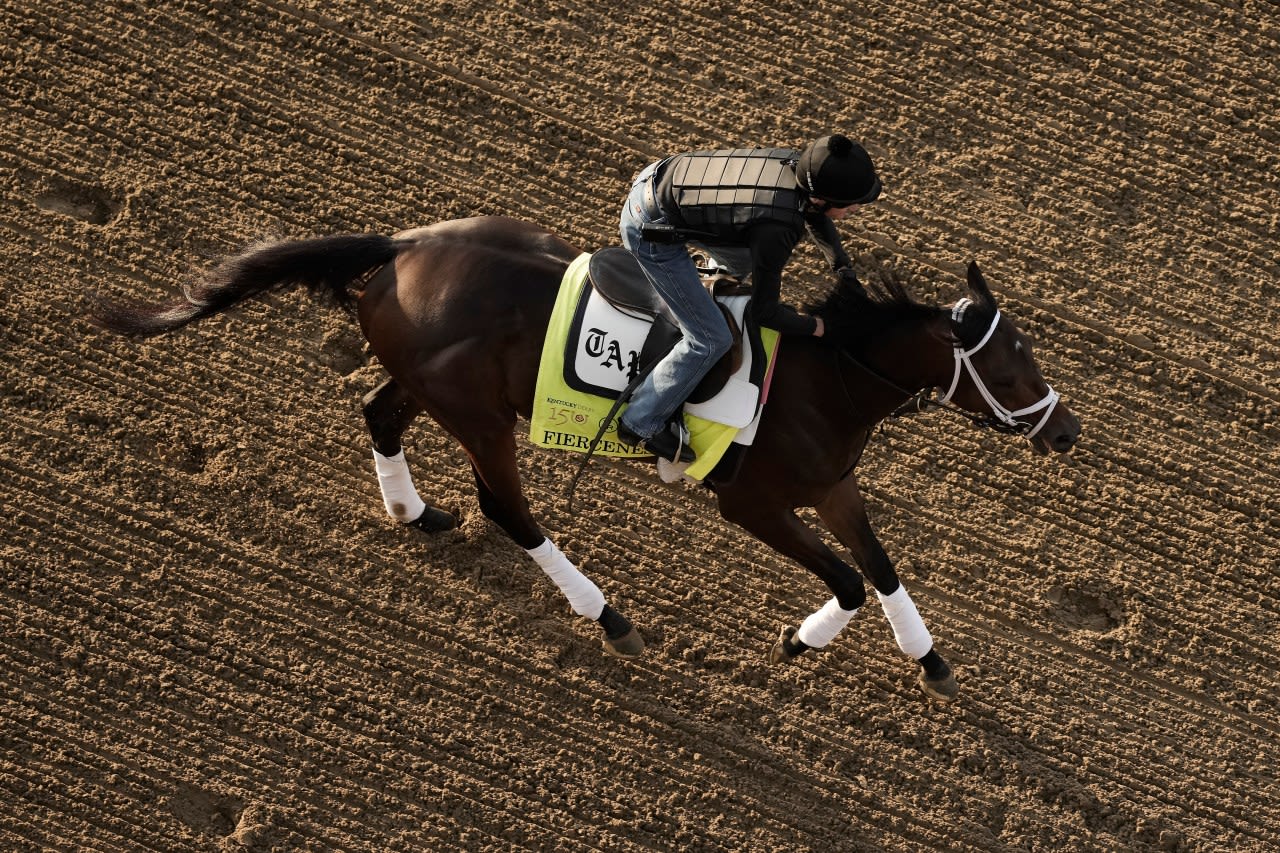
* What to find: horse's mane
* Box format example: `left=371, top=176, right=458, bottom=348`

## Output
left=808, top=275, right=940, bottom=355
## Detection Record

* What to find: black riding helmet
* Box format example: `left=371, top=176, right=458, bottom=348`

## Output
left=795, top=134, right=882, bottom=205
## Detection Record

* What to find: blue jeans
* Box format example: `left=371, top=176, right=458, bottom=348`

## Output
left=618, top=163, right=733, bottom=439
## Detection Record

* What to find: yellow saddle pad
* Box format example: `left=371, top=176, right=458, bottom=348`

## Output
left=530, top=252, right=780, bottom=481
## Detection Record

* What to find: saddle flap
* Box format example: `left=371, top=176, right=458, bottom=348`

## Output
left=588, top=247, right=670, bottom=318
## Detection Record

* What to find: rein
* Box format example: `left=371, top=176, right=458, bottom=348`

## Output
left=833, top=347, right=992, bottom=434
left=835, top=298, right=1060, bottom=438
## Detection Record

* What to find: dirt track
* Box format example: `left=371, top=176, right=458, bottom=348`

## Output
left=3, top=2, right=1279, bottom=850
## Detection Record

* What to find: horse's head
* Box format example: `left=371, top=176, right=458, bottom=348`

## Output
left=937, top=261, right=1081, bottom=455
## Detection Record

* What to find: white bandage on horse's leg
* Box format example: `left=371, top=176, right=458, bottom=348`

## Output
left=876, top=585, right=933, bottom=659
left=373, top=449, right=428, bottom=522
left=526, top=538, right=606, bottom=620
left=796, top=597, right=859, bottom=649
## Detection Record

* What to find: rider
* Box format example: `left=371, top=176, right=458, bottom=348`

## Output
left=616, top=133, right=883, bottom=463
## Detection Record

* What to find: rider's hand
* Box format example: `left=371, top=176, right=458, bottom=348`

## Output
left=836, top=267, right=869, bottom=304
left=836, top=266, right=864, bottom=288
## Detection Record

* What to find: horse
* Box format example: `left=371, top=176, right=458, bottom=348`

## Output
left=90, top=215, right=1081, bottom=702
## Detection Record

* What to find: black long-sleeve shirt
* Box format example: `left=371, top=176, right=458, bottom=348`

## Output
left=741, top=217, right=851, bottom=335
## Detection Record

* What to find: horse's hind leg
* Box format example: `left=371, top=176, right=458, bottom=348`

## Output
left=458, top=418, right=644, bottom=658
left=362, top=377, right=456, bottom=532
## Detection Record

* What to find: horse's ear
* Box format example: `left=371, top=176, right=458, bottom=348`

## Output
left=966, top=260, right=998, bottom=311
left=934, top=311, right=962, bottom=347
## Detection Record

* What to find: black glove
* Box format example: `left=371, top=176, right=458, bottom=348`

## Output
left=835, top=266, right=866, bottom=291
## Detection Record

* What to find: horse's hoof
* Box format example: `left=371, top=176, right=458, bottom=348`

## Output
left=602, top=627, right=645, bottom=659
left=597, top=604, right=642, bottom=658
left=768, top=626, right=799, bottom=665
left=918, top=670, right=959, bottom=702
left=406, top=506, right=456, bottom=533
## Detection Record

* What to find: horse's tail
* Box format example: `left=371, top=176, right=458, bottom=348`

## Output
left=89, top=234, right=404, bottom=337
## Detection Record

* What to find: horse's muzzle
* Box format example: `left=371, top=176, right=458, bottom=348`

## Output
left=1031, top=408, right=1082, bottom=455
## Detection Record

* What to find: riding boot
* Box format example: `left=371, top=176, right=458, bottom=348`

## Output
left=617, top=417, right=695, bottom=464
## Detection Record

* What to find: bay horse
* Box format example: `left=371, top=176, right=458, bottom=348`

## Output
left=90, top=215, right=1081, bottom=702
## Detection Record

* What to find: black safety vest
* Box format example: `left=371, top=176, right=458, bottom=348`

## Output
left=657, top=148, right=807, bottom=239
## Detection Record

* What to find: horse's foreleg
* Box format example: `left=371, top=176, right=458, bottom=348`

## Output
left=716, top=496, right=867, bottom=661
left=362, top=378, right=456, bottom=532
left=464, top=428, right=644, bottom=659
left=816, top=478, right=958, bottom=702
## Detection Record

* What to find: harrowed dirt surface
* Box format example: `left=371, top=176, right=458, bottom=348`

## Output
left=3, top=2, right=1278, bottom=851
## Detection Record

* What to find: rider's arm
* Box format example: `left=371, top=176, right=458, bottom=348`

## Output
left=804, top=213, right=854, bottom=272
left=747, top=223, right=820, bottom=336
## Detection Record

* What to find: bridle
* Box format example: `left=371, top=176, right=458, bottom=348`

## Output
left=935, top=298, right=1060, bottom=437
left=840, top=298, right=1061, bottom=438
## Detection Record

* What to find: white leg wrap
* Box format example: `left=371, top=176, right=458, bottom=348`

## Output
left=373, top=450, right=428, bottom=522
left=526, top=538, right=605, bottom=621
left=796, top=597, right=859, bottom=649
left=877, top=585, right=933, bottom=659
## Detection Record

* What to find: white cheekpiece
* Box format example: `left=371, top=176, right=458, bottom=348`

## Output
left=373, top=450, right=428, bottom=522
left=877, top=585, right=933, bottom=659
left=526, top=538, right=606, bottom=621
left=796, top=597, right=859, bottom=648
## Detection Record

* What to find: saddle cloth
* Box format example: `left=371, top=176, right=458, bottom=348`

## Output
left=530, top=252, right=780, bottom=482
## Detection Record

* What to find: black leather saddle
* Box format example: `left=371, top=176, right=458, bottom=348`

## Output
left=588, top=248, right=673, bottom=319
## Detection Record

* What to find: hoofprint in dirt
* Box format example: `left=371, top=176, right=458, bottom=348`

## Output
left=2, top=1, right=1278, bottom=851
